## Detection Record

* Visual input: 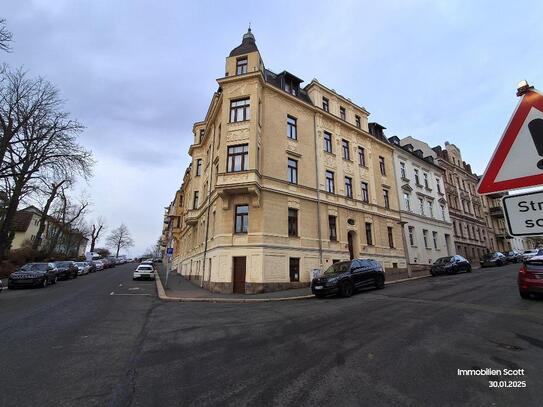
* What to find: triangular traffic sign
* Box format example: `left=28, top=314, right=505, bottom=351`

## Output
left=478, top=89, right=543, bottom=194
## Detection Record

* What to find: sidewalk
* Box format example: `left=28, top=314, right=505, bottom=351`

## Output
left=155, top=266, right=434, bottom=303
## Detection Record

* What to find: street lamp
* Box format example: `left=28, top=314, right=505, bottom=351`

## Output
left=397, top=220, right=412, bottom=278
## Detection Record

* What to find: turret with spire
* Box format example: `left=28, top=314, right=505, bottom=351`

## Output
left=225, top=27, right=263, bottom=77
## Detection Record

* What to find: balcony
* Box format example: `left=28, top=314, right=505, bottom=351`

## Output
left=216, top=170, right=261, bottom=208
left=489, top=206, right=504, bottom=218
left=185, top=209, right=198, bottom=226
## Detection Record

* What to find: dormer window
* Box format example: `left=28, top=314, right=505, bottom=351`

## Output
left=284, top=78, right=298, bottom=96
left=236, top=57, right=248, bottom=75
left=322, top=97, right=329, bottom=112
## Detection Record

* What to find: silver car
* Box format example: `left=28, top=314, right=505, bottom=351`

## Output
left=75, top=262, right=91, bottom=275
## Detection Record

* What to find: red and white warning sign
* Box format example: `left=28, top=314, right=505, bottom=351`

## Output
left=478, top=88, right=543, bottom=194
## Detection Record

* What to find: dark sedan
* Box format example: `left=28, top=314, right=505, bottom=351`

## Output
left=480, top=252, right=506, bottom=268
left=505, top=250, right=523, bottom=263
left=430, top=255, right=471, bottom=276
left=53, top=261, right=78, bottom=280
left=8, top=263, right=58, bottom=289
left=311, top=259, right=385, bottom=298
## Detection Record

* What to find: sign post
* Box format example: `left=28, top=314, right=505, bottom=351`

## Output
left=165, top=247, right=173, bottom=288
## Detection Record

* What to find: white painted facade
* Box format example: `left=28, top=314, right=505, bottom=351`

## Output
left=389, top=137, right=456, bottom=266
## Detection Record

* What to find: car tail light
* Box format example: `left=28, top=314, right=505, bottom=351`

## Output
left=519, top=264, right=527, bottom=275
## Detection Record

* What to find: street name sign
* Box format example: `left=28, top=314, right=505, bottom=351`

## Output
left=502, top=190, right=543, bottom=236
left=478, top=89, right=543, bottom=194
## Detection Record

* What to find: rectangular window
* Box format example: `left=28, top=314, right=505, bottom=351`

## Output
left=365, top=223, right=373, bottom=246
left=423, top=229, right=429, bottom=248
left=379, top=156, right=386, bottom=176
left=345, top=177, right=353, bottom=198
left=436, top=178, right=442, bottom=194
left=419, top=198, right=424, bottom=215
left=230, top=98, right=250, bottom=122
left=403, top=192, right=411, bottom=211
left=193, top=191, right=199, bottom=209
left=383, top=189, right=390, bottom=209
left=199, top=129, right=205, bottom=143
left=424, top=173, right=429, bottom=188
left=323, top=131, right=332, bottom=153
left=358, top=146, right=366, bottom=166
left=339, top=106, right=346, bottom=120
left=287, top=115, right=297, bottom=140
left=387, top=226, right=394, bottom=248
left=235, top=205, right=249, bottom=233
left=441, top=204, right=446, bottom=220
left=342, top=139, right=350, bottom=160
left=355, top=115, right=361, bottom=128
left=408, top=226, right=415, bottom=246
left=236, top=57, right=248, bottom=75
left=433, top=231, right=438, bottom=249
left=289, top=258, right=300, bottom=282
left=400, top=162, right=406, bottom=179
left=196, top=159, right=202, bottom=176
left=227, top=144, right=248, bottom=172
left=414, top=169, right=420, bottom=185
left=322, top=97, right=329, bottom=112
left=288, top=208, right=298, bottom=236
left=287, top=158, right=298, bottom=184
left=329, top=216, right=337, bottom=241
left=361, top=182, right=369, bottom=203
left=427, top=200, right=434, bottom=217
left=325, top=170, right=335, bottom=193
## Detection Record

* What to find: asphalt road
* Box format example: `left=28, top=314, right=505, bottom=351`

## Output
left=1, top=262, right=542, bottom=407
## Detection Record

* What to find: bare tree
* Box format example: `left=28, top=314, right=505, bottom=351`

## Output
left=0, top=72, right=93, bottom=257
left=89, top=216, right=106, bottom=252
left=0, top=19, right=12, bottom=53
left=106, top=223, right=134, bottom=257
left=31, top=178, right=68, bottom=250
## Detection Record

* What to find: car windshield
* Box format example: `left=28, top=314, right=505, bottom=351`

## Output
left=483, top=253, right=496, bottom=259
left=435, top=257, right=453, bottom=264
left=55, top=261, right=72, bottom=267
left=75, top=262, right=86, bottom=266
left=323, top=261, right=351, bottom=275
left=20, top=263, right=48, bottom=271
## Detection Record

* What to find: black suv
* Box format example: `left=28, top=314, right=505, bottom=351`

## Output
left=8, top=263, right=58, bottom=289
left=53, top=261, right=78, bottom=280
left=311, top=259, right=385, bottom=298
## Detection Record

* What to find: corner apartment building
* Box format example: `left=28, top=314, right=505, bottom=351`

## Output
left=388, top=136, right=455, bottom=268
left=170, top=29, right=406, bottom=294
left=401, top=138, right=492, bottom=263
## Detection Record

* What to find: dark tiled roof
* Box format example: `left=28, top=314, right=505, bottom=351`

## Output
left=12, top=211, right=33, bottom=232
left=229, top=29, right=259, bottom=57
left=264, top=69, right=312, bottom=104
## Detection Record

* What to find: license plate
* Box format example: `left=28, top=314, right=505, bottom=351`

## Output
left=314, top=286, right=323, bottom=290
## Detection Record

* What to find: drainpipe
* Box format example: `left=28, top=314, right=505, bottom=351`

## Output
left=200, top=123, right=217, bottom=288
left=313, top=112, right=324, bottom=269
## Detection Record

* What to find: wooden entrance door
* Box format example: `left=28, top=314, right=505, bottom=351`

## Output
left=348, top=232, right=354, bottom=260
left=233, top=257, right=246, bottom=294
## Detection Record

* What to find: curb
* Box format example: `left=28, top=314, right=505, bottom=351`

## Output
left=155, top=271, right=435, bottom=303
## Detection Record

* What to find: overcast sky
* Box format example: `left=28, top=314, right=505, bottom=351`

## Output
left=3, top=0, right=543, bottom=255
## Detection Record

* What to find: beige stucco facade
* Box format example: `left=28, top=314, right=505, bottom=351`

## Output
left=166, top=30, right=406, bottom=294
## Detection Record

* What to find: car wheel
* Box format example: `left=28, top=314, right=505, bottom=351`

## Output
left=374, top=275, right=385, bottom=289
left=339, top=281, right=353, bottom=298
left=466, top=266, right=472, bottom=273
left=430, top=270, right=436, bottom=277
left=52, top=276, right=57, bottom=284
left=519, top=290, right=531, bottom=300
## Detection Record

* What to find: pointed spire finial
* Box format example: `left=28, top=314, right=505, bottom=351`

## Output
left=248, top=22, right=251, bottom=32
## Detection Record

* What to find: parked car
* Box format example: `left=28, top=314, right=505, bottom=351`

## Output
left=75, top=262, right=91, bottom=275
left=480, top=252, right=507, bottom=268
left=522, top=249, right=540, bottom=261
left=505, top=250, right=523, bottom=263
left=92, top=260, right=104, bottom=271
left=86, top=261, right=96, bottom=273
left=107, top=256, right=118, bottom=267
left=53, top=261, right=78, bottom=280
left=0, top=278, right=4, bottom=292
left=430, top=255, right=471, bottom=276
left=518, top=255, right=543, bottom=299
left=8, top=263, right=57, bottom=289
left=133, top=264, right=156, bottom=280
left=311, top=259, right=385, bottom=298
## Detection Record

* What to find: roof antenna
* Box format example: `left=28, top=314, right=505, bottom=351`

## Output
left=248, top=22, right=251, bottom=32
